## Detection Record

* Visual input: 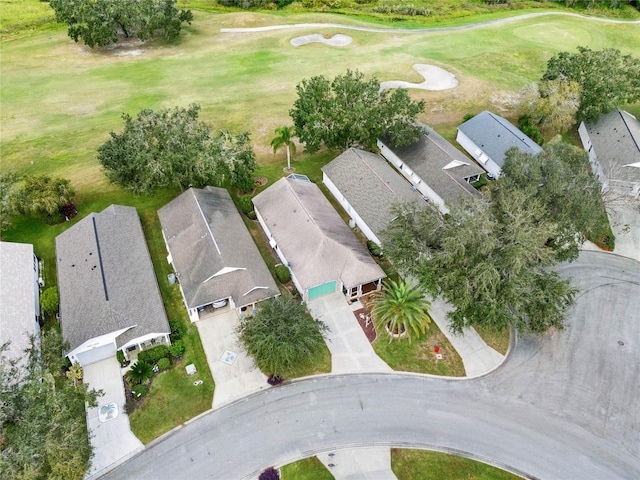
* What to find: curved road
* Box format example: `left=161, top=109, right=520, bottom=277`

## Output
left=220, top=11, right=640, bottom=34
left=101, top=252, right=639, bottom=479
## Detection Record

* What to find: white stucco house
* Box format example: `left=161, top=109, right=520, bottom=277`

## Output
left=378, top=125, right=484, bottom=214
left=322, top=148, right=425, bottom=247
left=56, top=205, right=170, bottom=367
left=158, top=187, right=279, bottom=323
left=253, top=176, right=386, bottom=302
left=578, top=108, right=640, bottom=199
left=0, top=241, right=41, bottom=368
left=456, top=111, right=543, bottom=178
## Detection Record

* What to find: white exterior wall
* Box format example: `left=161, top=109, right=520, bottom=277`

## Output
left=578, top=121, right=608, bottom=191
left=322, top=172, right=382, bottom=246
left=254, top=207, right=305, bottom=298
left=455, top=130, right=501, bottom=178
left=377, top=141, right=448, bottom=214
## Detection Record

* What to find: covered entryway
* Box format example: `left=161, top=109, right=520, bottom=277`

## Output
left=308, top=281, right=337, bottom=300
left=76, top=343, right=116, bottom=367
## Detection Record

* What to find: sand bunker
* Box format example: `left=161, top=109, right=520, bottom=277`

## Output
left=290, top=33, right=352, bottom=47
left=380, top=64, right=458, bottom=91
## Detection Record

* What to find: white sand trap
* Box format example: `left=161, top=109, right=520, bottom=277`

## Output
left=380, top=64, right=458, bottom=91
left=290, top=33, right=352, bottom=47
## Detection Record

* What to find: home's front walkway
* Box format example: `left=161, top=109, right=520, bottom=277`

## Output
left=429, top=297, right=505, bottom=377
left=196, top=309, right=269, bottom=409
left=83, top=358, right=143, bottom=479
left=307, top=292, right=392, bottom=374
left=317, top=447, right=398, bottom=480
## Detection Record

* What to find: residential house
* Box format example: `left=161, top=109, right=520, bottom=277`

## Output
left=456, top=111, right=543, bottom=178
left=578, top=108, right=640, bottom=199
left=322, top=148, right=425, bottom=246
left=252, top=176, right=386, bottom=302
left=0, top=242, right=40, bottom=367
left=158, top=187, right=279, bottom=322
left=378, top=126, right=484, bottom=214
left=56, top=205, right=170, bottom=366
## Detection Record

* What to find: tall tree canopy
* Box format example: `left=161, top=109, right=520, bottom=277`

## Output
left=501, top=139, right=606, bottom=261
left=381, top=141, right=595, bottom=335
left=519, top=79, right=581, bottom=134
left=0, top=330, right=101, bottom=480
left=236, top=296, right=328, bottom=378
left=49, top=0, right=193, bottom=48
left=290, top=69, right=425, bottom=153
left=98, top=104, right=257, bottom=194
left=542, top=47, right=640, bottom=122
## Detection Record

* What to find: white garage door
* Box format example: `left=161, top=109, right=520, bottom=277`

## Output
left=76, top=343, right=116, bottom=366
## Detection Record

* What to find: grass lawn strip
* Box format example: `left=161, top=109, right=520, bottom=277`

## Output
left=392, top=449, right=520, bottom=480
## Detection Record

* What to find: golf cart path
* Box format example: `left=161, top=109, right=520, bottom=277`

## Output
left=221, top=11, right=640, bottom=34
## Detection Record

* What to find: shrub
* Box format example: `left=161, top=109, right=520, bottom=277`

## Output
left=275, top=264, right=291, bottom=284
left=157, top=357, right=171, bottom=370
left=169, top=319, right=187, bottom=342
left=372, top=4, right=432, bottom=16
left=129, top=361, right=153, bottom=384
left=247, top=210, right=257, bottom=220
left=259, top=467, right=280, bottom=480
left=238, top=195, right=254, bottom=214
left=42, top=212, right=65, bottom=225
left=170, top=340, right=185, bottom=357
left=131, top=384, right=148, bottom=398
left=518, top=115, right=544, bottom=146
left=116, top=350, right=126, bottom=365
left=463, top=113, right=476, bottom=122
left=40, top=287, right=59, bottom=316
left=137, top=345, right=170, bottom=364
left=60, top=202, right=77, bottom=219
left=471, top=174, right=488, bottom=190
left=366, top=240, right=382, bottom=257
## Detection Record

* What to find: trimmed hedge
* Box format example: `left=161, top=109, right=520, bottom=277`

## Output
left=157, top=357, right=171, bottom=370
left=366, top=240, right=382, bottom=257
left=275, top=264, right=291, bottom=284
left=169, top=318, right=186, bottom=342
left=131, top=384, right=148, bottom=398
left=137, top=345, right=170, bottom=364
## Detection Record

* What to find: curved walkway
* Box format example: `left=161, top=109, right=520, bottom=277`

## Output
left=220, top=12, right=640, bottom=35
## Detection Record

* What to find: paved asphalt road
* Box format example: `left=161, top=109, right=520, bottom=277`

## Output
left=101, top=252, right=639, bottom=480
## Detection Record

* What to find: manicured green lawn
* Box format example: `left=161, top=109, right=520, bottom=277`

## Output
left=280, top=456, right=333, bottom=480
left=373, top=321, right=466, bottom=377
left=392, top=449, right=519, bottom=480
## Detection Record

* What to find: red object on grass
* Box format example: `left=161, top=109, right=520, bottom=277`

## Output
left=434, top=346, right=440, bottom=354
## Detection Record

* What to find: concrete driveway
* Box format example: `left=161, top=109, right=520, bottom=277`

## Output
left=196, top=310, right=268, bottom=408
left=307, top=292, right=391, bottom=373
left=83, top=358, right=143, bottom=479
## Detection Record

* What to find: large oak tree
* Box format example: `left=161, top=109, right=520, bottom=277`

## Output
left=381, top=141, right=601, bottom=334
left=542, top=47, right=640, bottom=122
left=290, top=69, right=425, bottom=153
left=49, top=0, right=193, bottom=48
left=98, top=104, right=257, bottom=194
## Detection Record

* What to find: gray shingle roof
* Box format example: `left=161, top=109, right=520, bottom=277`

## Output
left=157, top=187, right=279, bottom=310
left=252, top=178, right=385, bottom=291
left=0, top=242, right=38, bottom=362
left=55, top=205, right=169, bottom=352
left=585, top=109, right=640, bottom=184
left=322, top=148, right=425, bottom=238
left=381, top=126, right=484, bottom=205
left=458, top=111, right=543, bottom=168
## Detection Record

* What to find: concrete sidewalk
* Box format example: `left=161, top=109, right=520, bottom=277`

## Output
left=317, top=447, right=397, bottom=480
left=307, top=292, right=392, bottom=374
left=196, top=310, right=269, bottom=409
left=429, top=297, right=505, bottom=377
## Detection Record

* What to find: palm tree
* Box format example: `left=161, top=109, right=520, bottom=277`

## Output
left=270, top=126, right=296, bottom=171
left=129, top=360, right=153, bottom=384
left=370, top=278, right=432, bottom=342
